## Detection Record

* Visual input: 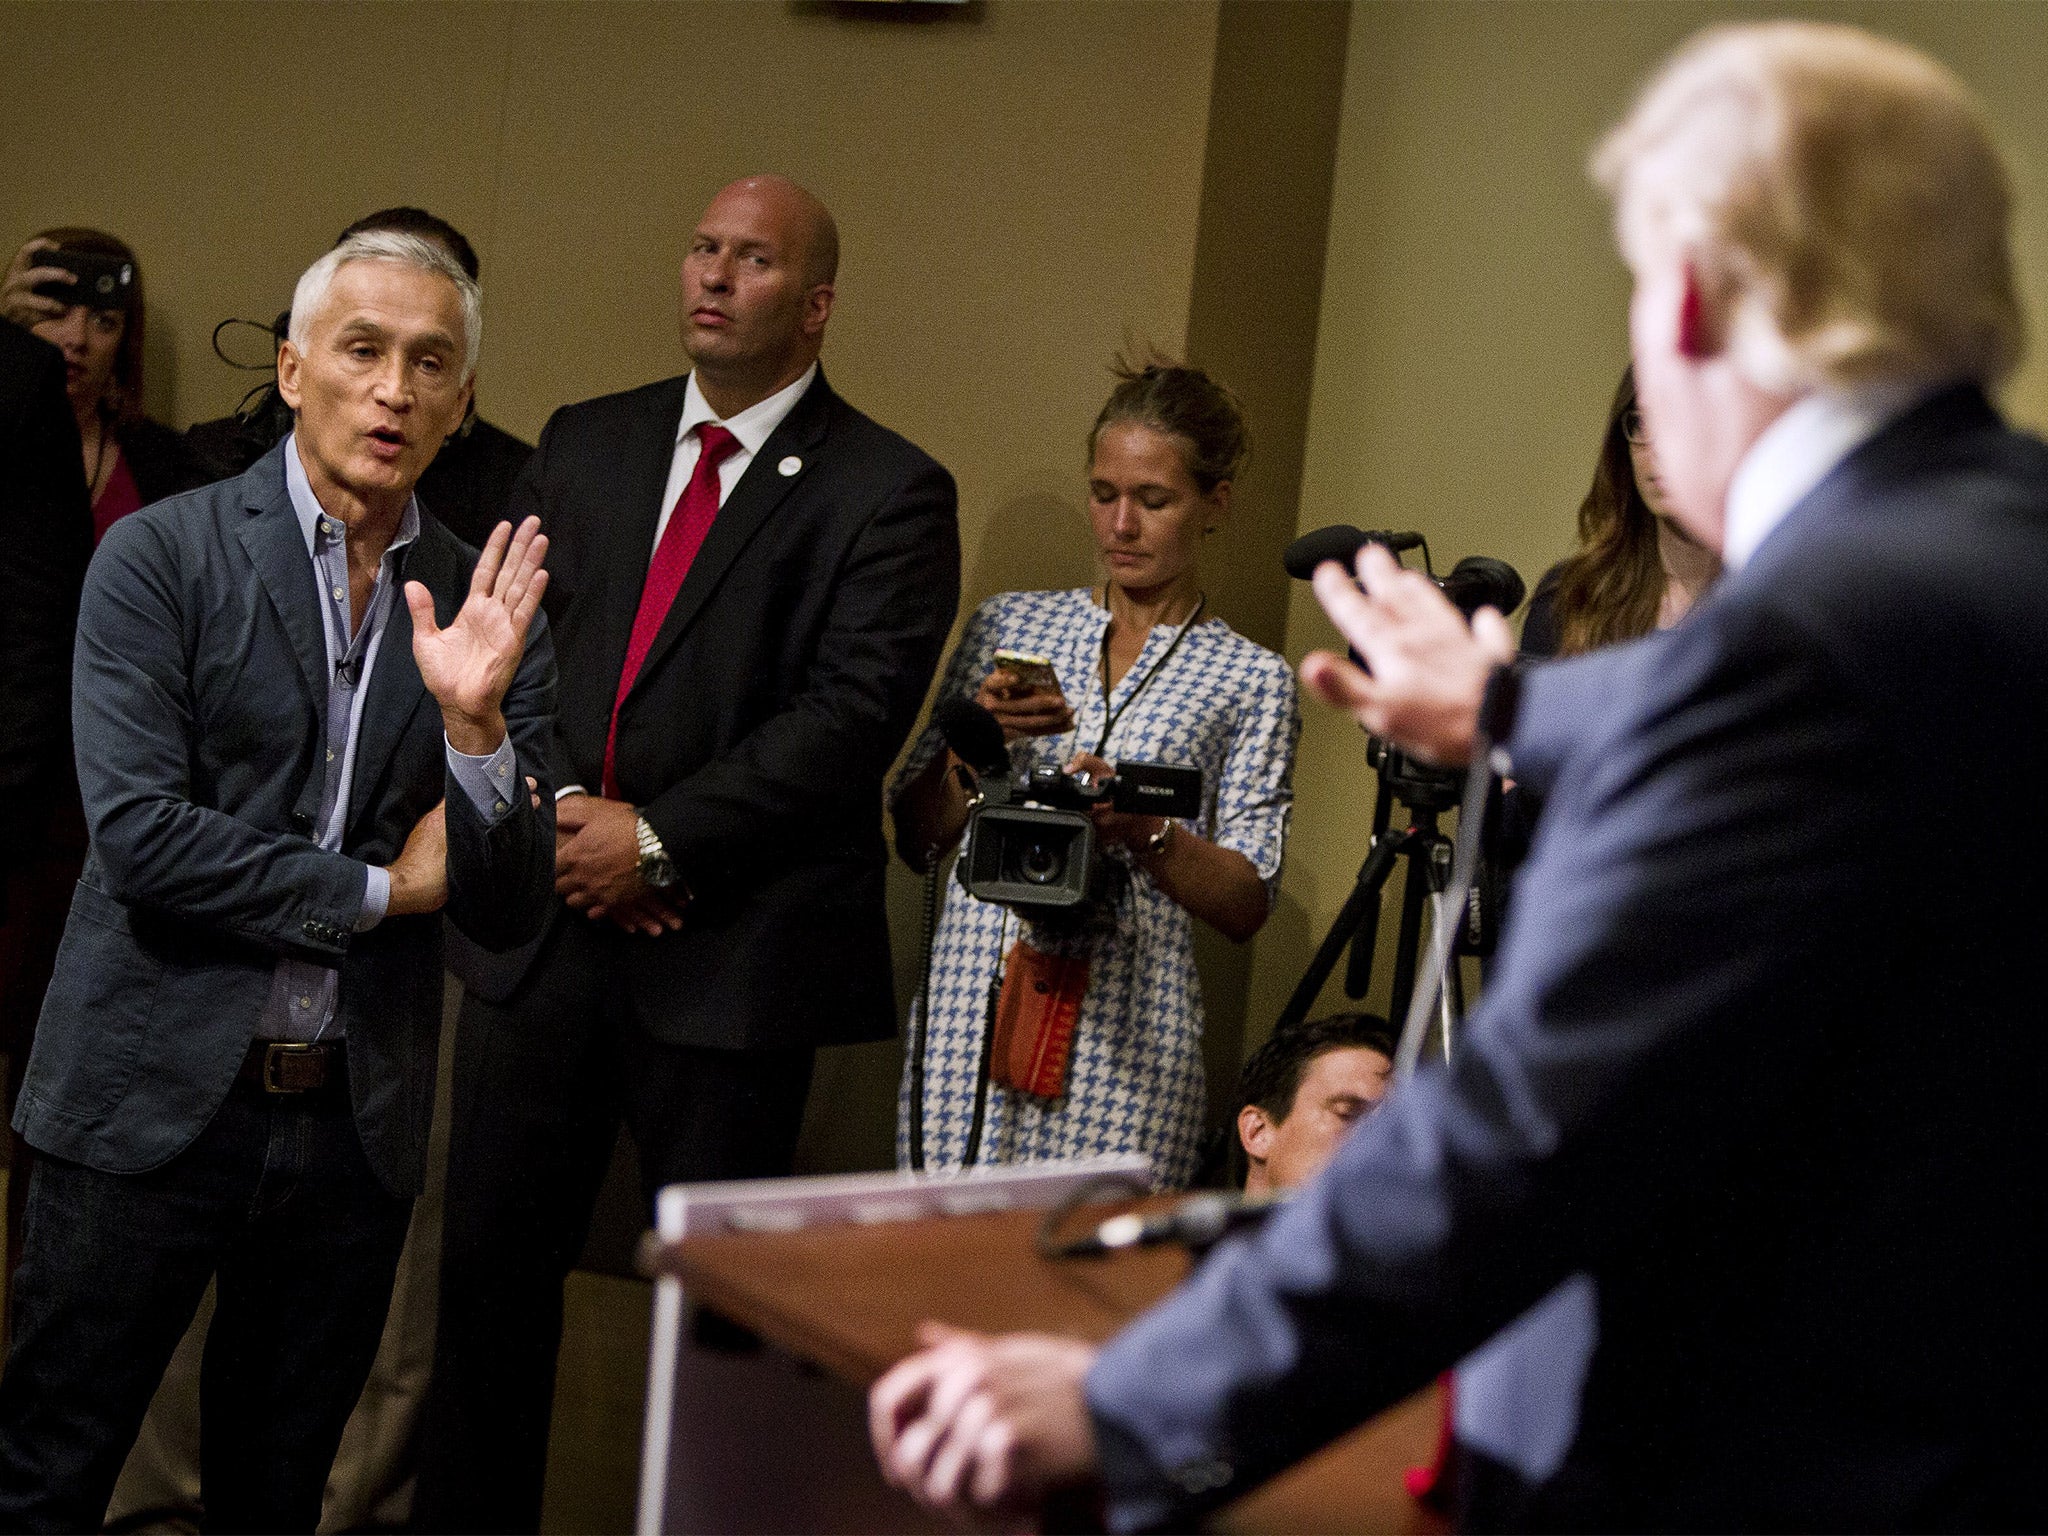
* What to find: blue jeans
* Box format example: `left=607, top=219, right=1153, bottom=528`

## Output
left=0, top=1073, right=411, bottom=1533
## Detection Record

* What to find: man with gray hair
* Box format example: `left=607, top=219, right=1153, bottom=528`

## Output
left=869, top=21, right=2048, bottom=1529
left=0, top=231, right=557, bottom=1532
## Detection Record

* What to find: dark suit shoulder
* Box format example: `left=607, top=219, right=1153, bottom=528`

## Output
left=539, top=374, right=691, bottom=443
left=408, top=502, right=489, bottom=577
left=0, top=319, right=66, bottom=425
left=1745, top=398, right=2048, bottom=632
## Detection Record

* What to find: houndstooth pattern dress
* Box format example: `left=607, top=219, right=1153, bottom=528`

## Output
left=893, top=588, right=1299, bottom=1188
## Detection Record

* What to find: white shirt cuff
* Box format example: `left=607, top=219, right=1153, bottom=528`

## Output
left=358, top=865, right=390, bottom=931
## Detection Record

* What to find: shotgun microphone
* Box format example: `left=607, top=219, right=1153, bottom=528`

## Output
left=933, top=696, right=1010, bottom=776
left=1282, top=525, right=1425, bottom=578
left=1051, top=1190, right=1289, bottom=1257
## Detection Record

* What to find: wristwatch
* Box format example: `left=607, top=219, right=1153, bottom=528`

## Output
left=634, top=813, right=678, bottom=890
left=1140, top=818, right=1175, bottom=859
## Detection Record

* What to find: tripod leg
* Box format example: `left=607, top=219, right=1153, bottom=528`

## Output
left=1276, top=834, right=1404, bottom=1032
left=1385, top=825, right=1435, bottom=1026
left=1438, top=932, right=1462, bottom=1063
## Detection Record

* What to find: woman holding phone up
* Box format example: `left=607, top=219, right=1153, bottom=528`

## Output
left=0, top=230, right=204, bottom=540
left=889, top=361, right=1298, bottom=1187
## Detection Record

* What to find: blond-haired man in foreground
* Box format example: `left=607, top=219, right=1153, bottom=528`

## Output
left=869, top=23, right=2048, bottom=1529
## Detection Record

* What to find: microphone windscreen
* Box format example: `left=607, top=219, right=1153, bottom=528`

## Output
left=1283, top=527, right=1427, bottom=578
left=1439, top=555, right=1527, bottom=618
left=1282, top=524, right=1368, bottom=579
left=934, top=696, right=1010, bottom=776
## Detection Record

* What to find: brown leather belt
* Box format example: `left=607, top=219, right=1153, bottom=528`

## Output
left=238, top=1040, right=344, bottom=1095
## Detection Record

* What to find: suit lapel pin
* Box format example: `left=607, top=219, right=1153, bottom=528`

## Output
left=778, top=455, right=803, bottom=477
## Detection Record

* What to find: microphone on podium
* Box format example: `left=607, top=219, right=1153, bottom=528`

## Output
left=1046, top=1190, right=1290, bottom=1258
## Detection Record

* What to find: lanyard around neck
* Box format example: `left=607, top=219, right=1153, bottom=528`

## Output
left=1093, top=593, right=1205, bottom=756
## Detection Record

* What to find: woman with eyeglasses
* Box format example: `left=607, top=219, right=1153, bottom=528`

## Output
left=1518, top=366, right=1719, bottom=661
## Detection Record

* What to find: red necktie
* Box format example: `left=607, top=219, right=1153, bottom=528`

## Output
left=602, top=423, right=741, bottom=797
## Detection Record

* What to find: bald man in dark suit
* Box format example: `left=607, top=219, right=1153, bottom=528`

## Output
left=417, top=176, right=960, bottom=1532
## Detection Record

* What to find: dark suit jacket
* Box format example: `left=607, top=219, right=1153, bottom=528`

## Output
left=413, top=417, right=534, bottom=550
left=450, top=368, right=959, bottom=1051
left=1086, top=387, right=2048, bottom=1530
left=0, top=322, right=90, bottom=881
left=115, top=413, right=209, bottom=509
left=15, top=444, right=558, bottom=1196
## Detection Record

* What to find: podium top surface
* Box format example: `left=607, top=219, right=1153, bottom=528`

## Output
left=672, top=1200, right=1446, bottom=1535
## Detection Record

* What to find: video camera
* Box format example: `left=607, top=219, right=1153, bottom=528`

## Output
left=935, top=699, right=1202, bottom=913
left=1283, top=525, right=1526, bottom=810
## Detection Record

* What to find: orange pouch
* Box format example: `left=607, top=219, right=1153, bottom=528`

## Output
left=989, top=941, right=1089, bottom=1101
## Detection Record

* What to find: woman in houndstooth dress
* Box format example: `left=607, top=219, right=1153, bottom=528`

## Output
left=890, top=363, right=1299, bottom=1188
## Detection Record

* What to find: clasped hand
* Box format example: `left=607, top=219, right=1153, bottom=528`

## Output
left=869, top=1322, right=1101, bottom=1526
left=554, top=794, right=686, bottom=938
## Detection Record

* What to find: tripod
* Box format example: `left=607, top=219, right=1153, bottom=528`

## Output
left=1274, top=738, right=1484, bottom=1058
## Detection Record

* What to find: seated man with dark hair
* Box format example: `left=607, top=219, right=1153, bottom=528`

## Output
left=1236, top=1013, right=1393, bottom=1197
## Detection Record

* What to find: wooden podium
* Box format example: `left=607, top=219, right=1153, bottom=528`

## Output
left=636, top=1163, right=1445, bottom=1534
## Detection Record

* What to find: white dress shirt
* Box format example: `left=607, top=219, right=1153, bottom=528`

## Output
left=1722, top=378, right=1936, bottom=570
left=557, top=363, right=818, bottom=803
left=652, top=363, right=818, bottom=552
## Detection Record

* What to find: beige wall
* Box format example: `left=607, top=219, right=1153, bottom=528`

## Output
left=11, top=0, right=2046, bottom=1170
left=1246, top=0, right=2048, bottom=1047
left=0, top=0, right=1231, bottom=1172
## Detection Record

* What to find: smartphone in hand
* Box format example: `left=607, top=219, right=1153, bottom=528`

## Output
left=31, top=247, right=134, bottom=309
left=991, top=649, right=1060, bottom=694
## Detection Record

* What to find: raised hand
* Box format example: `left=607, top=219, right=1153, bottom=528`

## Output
left=1300, top=541, right=1516, bottom=766
left=407, top=516, right=549, bottom=756
left=0, top=239, right=71, bottom=329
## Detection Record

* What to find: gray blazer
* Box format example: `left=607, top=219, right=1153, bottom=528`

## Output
left=15, top=444, right=557, bottom=1196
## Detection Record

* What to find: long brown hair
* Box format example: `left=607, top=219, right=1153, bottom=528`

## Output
left=1549, top=367, right=1664, bottom=655
left=35, top=225, right=147, bottom=424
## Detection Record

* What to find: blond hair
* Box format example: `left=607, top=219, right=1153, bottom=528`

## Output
left=1591, top=21, right=2023, bottom=392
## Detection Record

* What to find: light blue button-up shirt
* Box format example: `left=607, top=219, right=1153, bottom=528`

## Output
left=261, top=434, right=519, bottom=1043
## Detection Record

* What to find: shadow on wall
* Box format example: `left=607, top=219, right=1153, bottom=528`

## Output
left=966, top=491, right=1097, bottom=607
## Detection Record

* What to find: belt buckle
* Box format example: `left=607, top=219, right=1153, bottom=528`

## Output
left=262, top=1042, right=323, bottom=1094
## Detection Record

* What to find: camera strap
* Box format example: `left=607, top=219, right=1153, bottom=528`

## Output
left=1093, top=593, right=1206, bottom=756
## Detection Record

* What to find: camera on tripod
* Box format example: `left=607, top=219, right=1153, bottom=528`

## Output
left=934, top=699, right=1202, bottom=913
left=1276, top=525, right=1528, bottom=1044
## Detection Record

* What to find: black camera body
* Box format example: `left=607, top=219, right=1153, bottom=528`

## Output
left=31, top=248, right=135, bottom=311
left=961, top=760, right=1202, bottom=912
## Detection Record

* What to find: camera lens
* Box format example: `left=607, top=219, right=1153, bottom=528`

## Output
left=1016, top=840, right=1064, bottom=885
